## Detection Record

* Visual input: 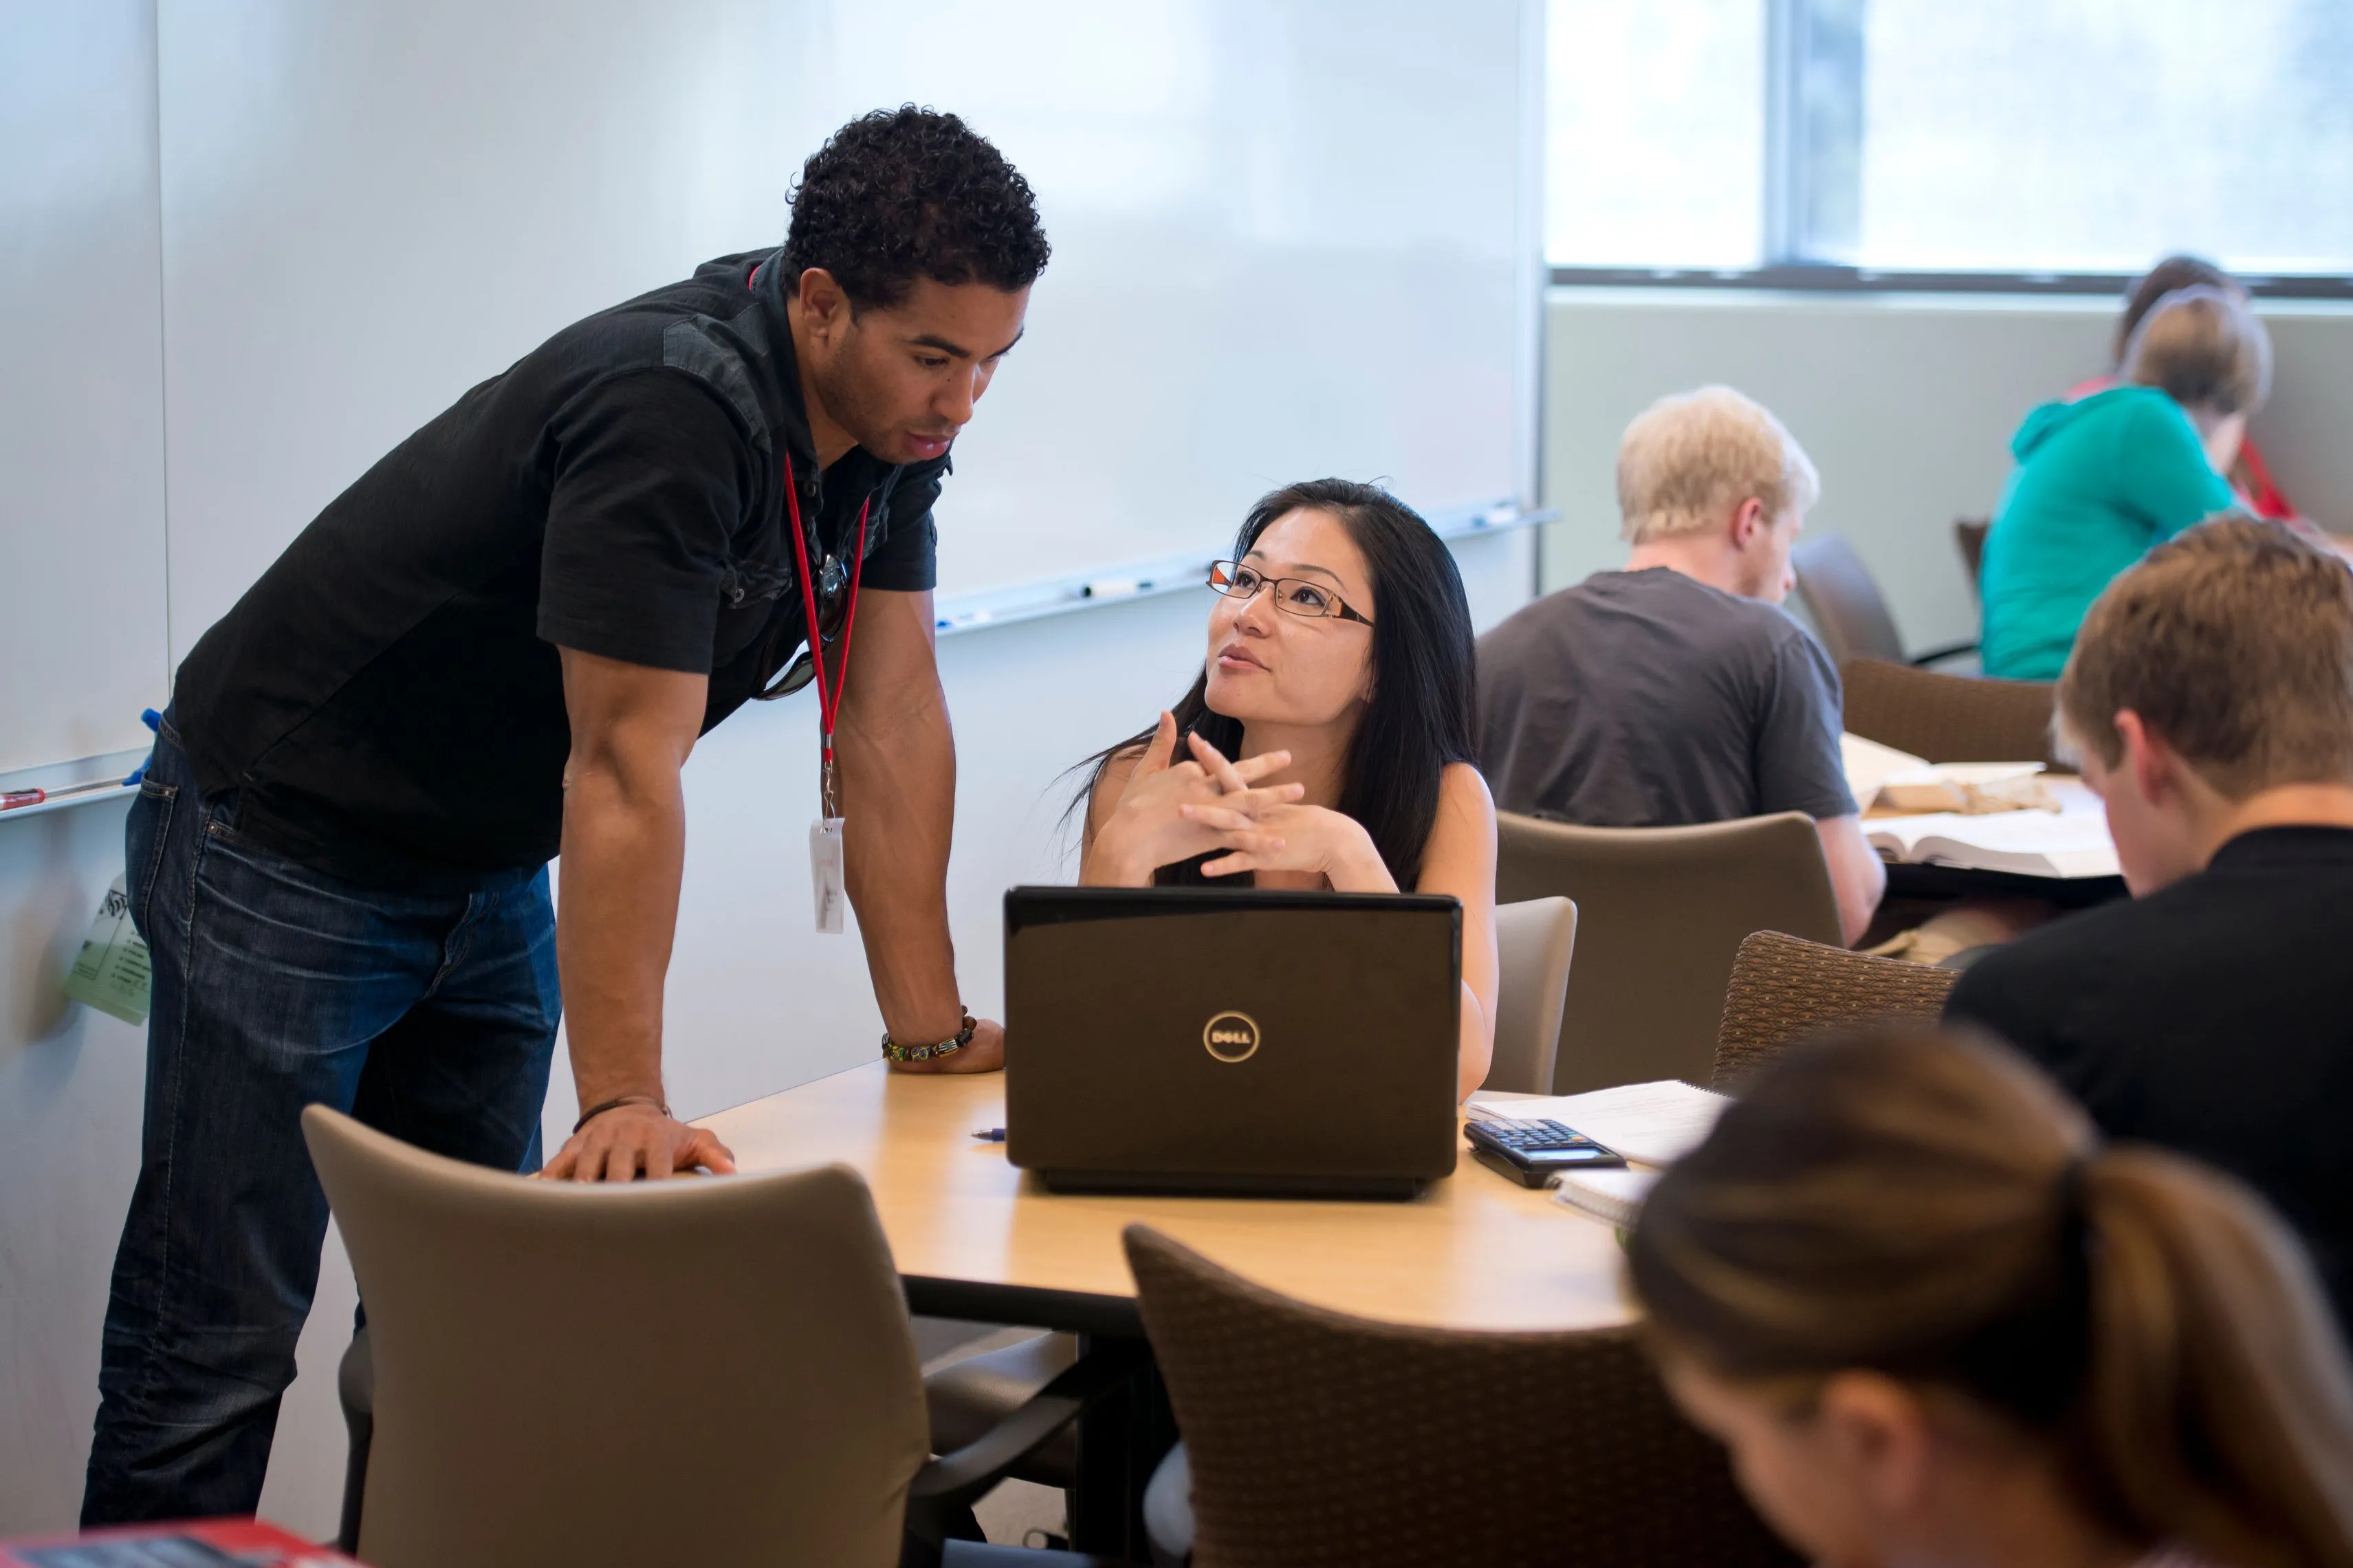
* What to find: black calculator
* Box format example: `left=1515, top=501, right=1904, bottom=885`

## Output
left=1465, top=1116, right=1628, bottom=1188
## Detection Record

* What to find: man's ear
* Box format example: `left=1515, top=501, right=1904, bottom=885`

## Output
left=1815, top=1370, right=1934, bottom=1523
left=794, top=267, right=851, bottom=345
left=2114, top=709, right=2176, bottom=806
left=1729, top=496, right=1768, bottom=550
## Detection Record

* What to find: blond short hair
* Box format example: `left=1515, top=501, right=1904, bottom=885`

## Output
left=1617, top=386, right=1821, bottom=545
left=2059, top=516, right=2353, bottom=799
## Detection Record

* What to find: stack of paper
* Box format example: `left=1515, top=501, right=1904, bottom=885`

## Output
left=1548, top=1166, right=1659, bottom=1228
left=1841, top=734, right=2055, bottom=815
left=1469, top=1079, right=1731, bottom=1228
left=1473, top=1078, right=1729, bottom=1165
left=1841, top=733, right=1930, bottom=802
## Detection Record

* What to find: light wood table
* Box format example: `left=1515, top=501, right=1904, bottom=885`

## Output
left=701, top=1061, right=1634, bottom=1337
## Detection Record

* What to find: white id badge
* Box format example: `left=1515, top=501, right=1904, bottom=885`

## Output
left=810, top=817, right=847, bottom=933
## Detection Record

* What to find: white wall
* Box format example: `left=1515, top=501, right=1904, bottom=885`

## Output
left=0, top=1, right=170, bottom=774
left=1541, top=289, right=2353, bottom=653
left=0, top=524, right=1532, bottom=1539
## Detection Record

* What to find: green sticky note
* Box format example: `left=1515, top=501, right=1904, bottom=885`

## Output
left=63, top=874, right=152, bottom=1026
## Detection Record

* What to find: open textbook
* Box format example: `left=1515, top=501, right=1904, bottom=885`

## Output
left=1842, top=733, right=2119, bottom=879
left=1863, top=795, right=2119, bottom=878
left=1469, top=1079, right=1730, bottom=1228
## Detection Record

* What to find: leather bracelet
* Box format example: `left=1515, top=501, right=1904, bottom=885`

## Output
left=573, top=1094, right=668, bottom=1134
left=882, top=1009, right=977, bottom=1064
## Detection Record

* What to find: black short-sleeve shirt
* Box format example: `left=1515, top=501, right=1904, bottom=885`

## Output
left=1476, top=568, right=1855, bottom=827
left=1944, top=826, right=2353, bottom=1338
left=172, top=250, right=944, bottom=887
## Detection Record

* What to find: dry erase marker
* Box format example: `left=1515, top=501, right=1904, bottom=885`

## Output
left=1, top=777, right=129, bottom=812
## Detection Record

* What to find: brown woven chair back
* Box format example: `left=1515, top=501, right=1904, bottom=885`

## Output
left=1497, top=810, right=1841, bottom=1092
left=1841, top=656, right=2059, bottom=765
left=1711, top=930, right=1960, bottom=1091
left=1124, top=1226, right=1797, bottom=1568
left=1792, top=533, right=1908, bottom=666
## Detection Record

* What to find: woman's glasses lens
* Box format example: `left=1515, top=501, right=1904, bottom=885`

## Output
left=1208, top=560, right=1339, bottom=619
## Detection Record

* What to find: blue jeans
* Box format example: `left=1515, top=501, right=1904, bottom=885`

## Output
left=83, top=718, right=559, bottom=1525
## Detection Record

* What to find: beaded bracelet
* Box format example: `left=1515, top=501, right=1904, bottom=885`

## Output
left=881, top=1010, right=977, bottom=1064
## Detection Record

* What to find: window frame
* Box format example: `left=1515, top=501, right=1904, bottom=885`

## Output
left=1548, top=0, right=2353, bottom=298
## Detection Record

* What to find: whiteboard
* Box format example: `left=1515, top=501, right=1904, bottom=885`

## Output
left=0, top=1, right=170, bottom=775
left=4, top=0, right=1538, bottom=773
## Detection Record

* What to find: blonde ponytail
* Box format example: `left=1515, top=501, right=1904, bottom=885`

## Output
left=1629, top=1027, right=2353, bottom=1568
left=2076, top=1151, right=2353, bottom=1568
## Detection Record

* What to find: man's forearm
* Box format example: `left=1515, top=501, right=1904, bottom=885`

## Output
left=556, top=761, right=686, bottom=1107
left=838, top=678, right=964, bottom=1041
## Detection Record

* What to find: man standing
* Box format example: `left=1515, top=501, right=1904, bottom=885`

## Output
left=85, top=107, right=1046, bottom=1522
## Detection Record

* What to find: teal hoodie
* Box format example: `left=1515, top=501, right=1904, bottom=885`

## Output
left=1980, top=386, right=2235, bottom=681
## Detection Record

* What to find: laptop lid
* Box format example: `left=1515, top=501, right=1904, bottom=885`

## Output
left=1003, top=886, right=1461, bottom=1189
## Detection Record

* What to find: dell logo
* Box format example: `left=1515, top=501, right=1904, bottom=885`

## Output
left=1202, top=1011, right=1261, bottom=1063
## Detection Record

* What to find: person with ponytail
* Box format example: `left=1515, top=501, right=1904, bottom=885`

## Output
left=1628, top=1026, right=2353, bottom=1568
left=1074, top=478, right=1498, bottom=1099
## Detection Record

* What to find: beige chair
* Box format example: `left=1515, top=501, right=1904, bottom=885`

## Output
left=1711, top=930, right=1960, bottom=1092
left=1840, top=657, right=2059, bottom=766
left=1792, top=533, right=1976, bottom=668
left=1497, top=811, right=1842, bottom=1092
left=305, top=1107, right=1117, bottom=1568
left=1482, top=896, right=1579, bottom=1094
left=1125, top=1225, right=1798, bottom=1568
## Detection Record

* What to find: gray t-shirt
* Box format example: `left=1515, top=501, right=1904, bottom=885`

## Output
left=1477, top=568, right=1855, bottom=827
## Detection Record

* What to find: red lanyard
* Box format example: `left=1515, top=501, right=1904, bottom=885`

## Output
left=781, top=450, right=870, bottom=810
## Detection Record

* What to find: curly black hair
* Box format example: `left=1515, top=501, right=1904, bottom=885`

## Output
left=782, top=106, right=1050, bottom=311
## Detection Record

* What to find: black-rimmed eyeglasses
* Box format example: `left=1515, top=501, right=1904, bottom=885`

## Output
left=1207, top=560, right=1375, bottom=626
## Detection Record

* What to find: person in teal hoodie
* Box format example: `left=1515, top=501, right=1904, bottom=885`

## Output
left=1980, top=285, right=2270, bottom=679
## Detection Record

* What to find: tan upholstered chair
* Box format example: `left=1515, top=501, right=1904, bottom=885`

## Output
left=1839, top=657, right=2059, bottom=766
left=1124, top=1225, right=1798, bottom=1568
left=305, top=1107, right=1114, bottom=1568
left=1711, top=930, right=1960, bottom=1091
left=1792, top=533, right=1976, bottom=668
left=1482, top=896, right=1579, bottom=1094
left=1496, top=811, right=1842, bottom=1092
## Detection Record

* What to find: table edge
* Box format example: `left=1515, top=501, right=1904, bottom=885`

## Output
left=904, top=1273, right=1143, bottom=1338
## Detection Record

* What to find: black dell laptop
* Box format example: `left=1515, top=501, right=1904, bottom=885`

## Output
left=1003, top=885, right=1462, bottom=1200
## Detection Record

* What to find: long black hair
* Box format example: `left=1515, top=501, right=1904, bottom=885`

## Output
left=1078, top=478, right=1478, bottom=889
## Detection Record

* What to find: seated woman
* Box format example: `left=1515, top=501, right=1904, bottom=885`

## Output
left=1980, top=284, right=2270, bottom=680
left=1077, top=478, right=1498, bottom=1099
left=1631, top=1026, right=2353, bottom=1568
left=2070, top=256, right=2298, bottom=521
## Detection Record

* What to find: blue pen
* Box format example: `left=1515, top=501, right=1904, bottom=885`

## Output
left=972, top=1127, right=1007, bottom=1142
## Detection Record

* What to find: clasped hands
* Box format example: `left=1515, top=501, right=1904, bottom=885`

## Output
left=1084, top=711, right=1388, bottom=889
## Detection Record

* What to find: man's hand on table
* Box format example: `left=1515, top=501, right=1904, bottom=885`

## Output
left=539, top=1101, right=737, bottom=1180
left=888, top=1016, right=1006, bottom=1074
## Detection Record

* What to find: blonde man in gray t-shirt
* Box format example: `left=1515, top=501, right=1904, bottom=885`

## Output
left=1479, top=385, right=1886, bottom=945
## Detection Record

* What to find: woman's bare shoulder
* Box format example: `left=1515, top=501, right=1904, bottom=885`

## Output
left=1438, top=760, right=1496, bottom=820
